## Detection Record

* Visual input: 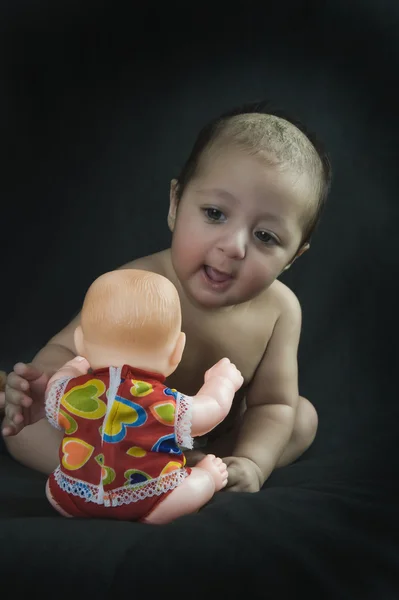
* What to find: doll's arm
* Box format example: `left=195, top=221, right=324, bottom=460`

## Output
left=190, top=358, right=243, bottom=438
left=45, top=356, right=90, bottom=430
left=46, top=356, right=90, bottom=388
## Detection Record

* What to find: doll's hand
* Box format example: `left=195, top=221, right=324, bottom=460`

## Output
left=223, top=456, right=263, bottom=493
left=204, top=358, right=244, bottom=393
left=1, top=363, right=49, bottom=436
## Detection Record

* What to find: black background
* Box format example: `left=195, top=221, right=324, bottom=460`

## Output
left=1, top=1, right=399, bottom=598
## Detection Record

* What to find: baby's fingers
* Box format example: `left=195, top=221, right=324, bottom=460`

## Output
left=2, top=404, right=24, bottom=436
left=7, top=371, right=30, bottom=394
left=223, top=465, right=239, bottom=491
left=5, top=384, right=32, bottom=408
left=1, top=417, right=16, bottom=437
left=13, top=362, right=43, bottom=381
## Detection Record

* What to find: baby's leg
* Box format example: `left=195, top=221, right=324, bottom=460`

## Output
left=187, top=398, right=317, bottom=470
left=4, top=418, right=62, bottom=475
left=143, top=455, right=227, bottom=525
left=276, top=396, right=318, bottom=468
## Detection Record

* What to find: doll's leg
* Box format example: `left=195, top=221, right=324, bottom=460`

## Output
left=143, top=454, right=227, bottom=525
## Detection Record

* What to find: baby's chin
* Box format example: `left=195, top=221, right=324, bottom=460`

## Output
left=179, top=279, right=243, bottom=311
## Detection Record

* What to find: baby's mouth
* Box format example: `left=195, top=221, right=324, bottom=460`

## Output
left=203, top=265, right=233, bottom=283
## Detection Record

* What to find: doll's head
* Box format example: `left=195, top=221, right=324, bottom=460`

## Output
left=74, top=269, right=185, bottom=376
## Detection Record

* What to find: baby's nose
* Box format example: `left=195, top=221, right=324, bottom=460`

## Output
left=218, top=230, right=247, bottom=260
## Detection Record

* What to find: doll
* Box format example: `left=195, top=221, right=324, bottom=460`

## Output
left=45, top=269, right=243, bottom=524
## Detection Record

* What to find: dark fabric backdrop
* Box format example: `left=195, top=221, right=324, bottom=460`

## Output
left=1, top=1, right=399, bottom=598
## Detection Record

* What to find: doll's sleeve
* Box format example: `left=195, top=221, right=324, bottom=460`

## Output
left=45, top=377, right=72, bottom=430
left=175, top=393, right=193, bottom=450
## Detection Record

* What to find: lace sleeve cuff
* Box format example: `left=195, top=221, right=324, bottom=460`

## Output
left=45, top=376, right=71, bottom=430
left=175, top=393, right=193, bottom=450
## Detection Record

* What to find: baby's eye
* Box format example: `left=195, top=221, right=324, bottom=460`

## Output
left=255, top=230, right=278, bottom=245
left=204, top=208, right=225, bottom=222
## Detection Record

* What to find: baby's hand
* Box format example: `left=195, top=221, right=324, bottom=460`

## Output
left=223, top=456, right=263, bottom=493
left=0, top=371, right=6, bottom=414
left=204, top=358, right=244, bottom=392
left=0, top=370, right=6, bottom=393
left=1, top=363, right=49, bottom=437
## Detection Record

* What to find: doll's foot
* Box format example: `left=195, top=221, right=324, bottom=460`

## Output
left=195, top=454, right=228, bottom=491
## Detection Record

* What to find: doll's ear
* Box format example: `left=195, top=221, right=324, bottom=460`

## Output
left=74, top=325, right=85, bottom=357
left=168, top=179, right=179, bottom=232
left=169, top=332, right=186, bottom=370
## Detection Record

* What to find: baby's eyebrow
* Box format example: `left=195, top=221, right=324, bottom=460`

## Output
left=196, top=188, right=238, bottom=203
left=258, top=213, right=292, bottom=236
left=259, top=212, right=286, bottom=226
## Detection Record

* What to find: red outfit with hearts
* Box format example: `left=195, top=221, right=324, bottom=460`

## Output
left=45, top=364, right=193, bottom=520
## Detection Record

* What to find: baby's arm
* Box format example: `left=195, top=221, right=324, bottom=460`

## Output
left=2, top=313, right=81, bottom=435
left=2, top=255, right=154, bottom=471
left=190, top=358, right=243, bottom=438
left=228, top=288, right=302, bottom=490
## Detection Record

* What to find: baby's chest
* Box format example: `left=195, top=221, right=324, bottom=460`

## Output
left=168, top=317, right=273, bottom=395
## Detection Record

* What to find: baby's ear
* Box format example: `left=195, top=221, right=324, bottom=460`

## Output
left=168, top=179, right=179, bottom=232
left=285, top=242, right=310, bottom=270
left=296, top=242, right=310, bottom=258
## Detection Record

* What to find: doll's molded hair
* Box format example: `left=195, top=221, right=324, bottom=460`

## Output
left=80, top=269, right=182, bottom=353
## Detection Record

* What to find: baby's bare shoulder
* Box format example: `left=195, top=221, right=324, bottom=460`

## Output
left=260, top=280, right=301, bottom=318
left=267, top=280, right=300, bottom=311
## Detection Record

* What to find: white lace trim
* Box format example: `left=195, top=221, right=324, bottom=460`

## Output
left=53, top=465, right=189, bottom=506
left=175, top=393, right=193, bottom=450
left=45, top=377, right=71, bottom=430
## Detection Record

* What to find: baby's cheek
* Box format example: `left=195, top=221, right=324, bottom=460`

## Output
left=242, top=267, right=273, bottom=296
left=172, top=232, right=201, bottom=269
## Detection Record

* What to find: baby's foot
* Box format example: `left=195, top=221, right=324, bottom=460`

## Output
left=195, top=454, right=228, bottom=491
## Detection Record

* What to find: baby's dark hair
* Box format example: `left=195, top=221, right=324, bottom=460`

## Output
left=175, top=100, right=332, bottom=245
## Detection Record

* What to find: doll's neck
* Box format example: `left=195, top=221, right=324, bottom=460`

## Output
left=85, top=346, right=170, bottom=377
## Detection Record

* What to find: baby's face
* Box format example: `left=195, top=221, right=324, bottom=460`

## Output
left=170, top=147, right=314, bottom=308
